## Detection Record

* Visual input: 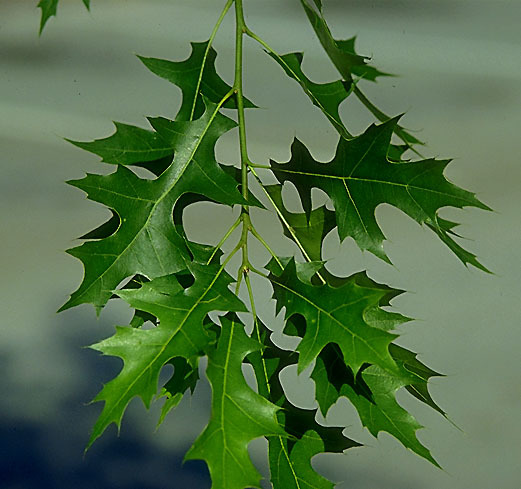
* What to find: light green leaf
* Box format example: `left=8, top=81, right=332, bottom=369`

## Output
left=61, top=100, right=248, bottom=312
left=186, top=314, right=285, bottom=489
left=271, top=118, right=490, bottom=266
left=268, top=51, right=351, bottom=138
left=138, top=41, right=256, bottom=121
left=268, top=258, right=399, bottom=375
left=87, top=260, right=247, bottom=449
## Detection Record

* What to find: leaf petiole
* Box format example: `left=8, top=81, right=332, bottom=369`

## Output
left=247, top=164, right=326, bottom=284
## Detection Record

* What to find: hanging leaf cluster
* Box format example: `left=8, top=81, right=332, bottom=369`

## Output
left=42, top=0, right=490, bottom=487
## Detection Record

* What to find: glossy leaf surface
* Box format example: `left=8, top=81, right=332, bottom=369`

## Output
left=61, top=101, right=248, bottom=312
left=87, top=261, right=247, bottom=449
left=186, top=315, right=285, bottom=489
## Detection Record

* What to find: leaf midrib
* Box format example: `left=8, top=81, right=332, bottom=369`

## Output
left=100, top=264, right=228, bottom=436
left=273, top=168, right=476, bottom=204
left=73, top=104, right=222, bottom=306
left=272, top=278, right=393, bottom=369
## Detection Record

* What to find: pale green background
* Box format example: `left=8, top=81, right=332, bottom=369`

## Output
left=1, top=1, right=520, bottom=488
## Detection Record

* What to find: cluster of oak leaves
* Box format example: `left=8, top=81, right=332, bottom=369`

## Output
left=40, top=0, right=489, bottom=487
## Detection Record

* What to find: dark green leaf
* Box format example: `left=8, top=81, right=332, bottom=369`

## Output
left=138, top=41, right=256, bottom=121
left=268, top=51, right=351, bottom=138
left=61, top=101, right=248, bottom=312
left=299, top=0, right=389, bottom=83
left=299, top=0, right=424, bottom=148
left=268, top=258, right=399, bottom=375
left=271, top=118, right=490, bottom=266
left=157, top=356, right=200, bottom=427
left=37, top=0, right=58, bottom=34
left=248, top=321, right=359, bottom=489
left=389, top=344, right=446, bottom=416
left=270, top=431, right=340, bottom=489
left=87, top=260, right=247, bottom=449
left=186, top=315, right=285, bottom=489
left=265, top=184, right=335, bottom=262
left=38, top=0, right=90, bottom=34
left=311, top=343, right=440, bottom=465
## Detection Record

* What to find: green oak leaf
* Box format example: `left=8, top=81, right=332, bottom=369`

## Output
left=268, top=51, right=351, bottom=138
left=61, top=100, right=249, bottom=313
left=248, top=320, right=359, bottom=489
left=311, top=343, right=440, bottom=465
left=299, top=0, right=388, bottom=83
left=87, top=260, right=247, bottom=449
left=265, top=184, right=335, bottom=262
left=67, top=122, right=173, bottom=166
left=38, top=0, right=90, bottom=35
left=185, top=314, right=286, bottom=489
left=138, top=41, right=256, bottom=121
left=268, top=258, right=400, bottom=375
left=299, top=0, right=423, bottom=147
left=271, top=117, right=490, bottom=267
left=390, top=344, right=446, bottom=417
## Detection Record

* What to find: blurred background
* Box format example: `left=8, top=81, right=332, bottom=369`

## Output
left=1, top=1, right=520, bottom=488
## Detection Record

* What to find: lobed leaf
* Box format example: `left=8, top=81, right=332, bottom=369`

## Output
left=186, top=314, right=286, bottom=489
left=311, top=342, right=441, bottom=465
left=67, top=123, right=173, bottom=166
left=267, top=51, right=352, bottom=138
left=156, top=356, right=200, bottom=427
left=248, top=321, right=359, bottom=489
left=271, top=118, right=490, bottom=266
left=299, top=0, right=423, bottom=147
left=267, top=258, right=400, bottom=375
left=87, top=259, right=247, bottom=449
left=265, top=184, right=335, bottom=263
left=299, top=0, right=389, bottom=83
left=61, top=100, right=248, bottom=313
left=138, top=41, right=256, bottom=121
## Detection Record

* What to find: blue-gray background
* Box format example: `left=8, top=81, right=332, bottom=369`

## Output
left=1, top=1, right=520, bottom=488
